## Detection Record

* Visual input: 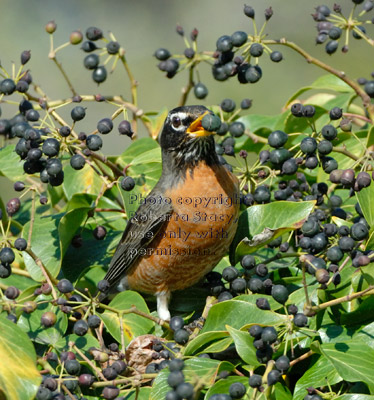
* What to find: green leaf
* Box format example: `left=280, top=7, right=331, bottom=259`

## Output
left=340, top=296, right=374, bottom=326
left=115, top=138, right=162, bottom=218
left=235, top=294, right=283, bottom=310
left=0, top=144, right=25, bottom=181
left=169, top=287, right=210, bottom=313
left=366, top=125, right=374, bottom=148
left=22, top=214, right=62, bottom=281
left=311, top=75, right=355, bottom=92
left=226, top=325, right=260, bottom=367
left=319, top=322, right=374, bottom=349
left=120, top=387, right=152, bottom=400
left=284, top=105, right=327, bottom=134
left=184, top=331, right=229, bottom=356
left=141, top=107, right=168, bottom=139
left=201, top=300, right=287, bottom=333
left=231, top=201, right=314, bottom=260
left=55, top=333, right=100, bottom=359
left=63, top=163, right=103, bottom=200
left=101, top=291, right=154, bottom=346
left=150, top=358, right=235, bottom=400
left=357, top=184, right=374, bottom=228
left=293, top=354, right=342, bottom=400
left=239, top=112, right=288, bottom=133
left=0, top=316, right=41, bottom=400
left=274, top=382, right=293, bottom=400
left=334, top=396, right=374, bottom=400
left=59, top=207, right=91, bottom=259
left=118, top=137, right=159, bottom=164
left=321, top=341, right=374, bottom=386
left=204, top=376, right=250, bottom=400
left=18, top=294, right=68, bottom=345
left=130, top=147, right=161, bottom=165
left=61, top=229, right=118, bottom=283
left=286, top=74, right=354, bottom=107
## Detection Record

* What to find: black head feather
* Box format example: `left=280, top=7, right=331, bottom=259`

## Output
left=159, top=105, right=219, bottom=179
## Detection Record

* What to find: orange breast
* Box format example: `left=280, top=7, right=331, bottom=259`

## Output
left=126, top=162, right=240, bottom=295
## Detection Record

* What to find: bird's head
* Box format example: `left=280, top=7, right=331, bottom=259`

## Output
left=159, top=105, right=219, bottom=171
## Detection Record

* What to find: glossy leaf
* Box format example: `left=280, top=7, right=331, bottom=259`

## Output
left=357, top=183, right=374, bottom=228
left=63, top=163, right=103, bottom=200
left=22, top=214, right=62, bottom=281
left=150, top=358, right=235, bottom=400
left=101, top=291, right=154, bottom=345
left=204, top=376, right=250, bottom=400
left=184, top=330, right=229, bottom=356
left=201, top=300, right=287, bottom=333
left=0, top=144, right=24, bottom=180
left=0, top=316, right=41, bottom=400
left=231, top=200, right=314, bottom=260
left=18, top=294, right=68, bottom=345
left=226, top=325, right=260, bottom=367
left=293, top=354, right=342, bottom=400
left=286, top=74, right=354, bottom=107
left=59, top=207, right=91, bottom=259
left=321, top=341, right=374, bottom=386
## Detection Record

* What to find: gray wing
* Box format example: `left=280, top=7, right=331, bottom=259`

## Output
left=102, top=188, right=173, bottom=292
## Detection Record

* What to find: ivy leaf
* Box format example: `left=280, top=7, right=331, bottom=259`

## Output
left=226, top=325, right=260, bottom=367
left=320, top=341, right=374, bottom=386
left=231, top=200, right=315, bottom=261
left=101, top=291, right=154, bottom=346
left=0, top=316, right=41, bottom=400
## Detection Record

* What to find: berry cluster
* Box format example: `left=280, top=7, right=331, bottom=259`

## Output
left=154, top=6, right=282, bottom=101
left=312, top=2, right=374, bottom=54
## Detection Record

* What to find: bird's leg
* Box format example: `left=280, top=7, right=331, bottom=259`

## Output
left=156, top=291, right=171, bottom=321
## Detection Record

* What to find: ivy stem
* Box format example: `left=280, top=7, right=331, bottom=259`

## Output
left=289, top=349, right=314, bottom=367
left=49, top=54, right=77, bottom=97
left=302, top=265, right=311, bottom=308
left=11, top=267, right=32, bottom=278
left=262, top=252, right=304, bottom=265
left=71, top=342, right=107, bottom=381
left=305, top=285, right=374, bottom=316
left=332, top=146, right=360, bottom=162
left=343, top=112, right=372, bottom=124
left=119, top=53, right=138, bottom=135
left=27, top=189, right=36, bottom=249
left=89, top=152, right=124, bottom=178
left=244, top=130, right=268, bottom=144
left=179, top=65, right=195, bottom=107
left=91, top=374, right=158, bottom=388
left=263, top=39, right=374, bottom=121
left=189, top=296, right=217, bottom=340
left=25, top=248, right=58, bottom=299
left=98, top=303, right=170, bottom=329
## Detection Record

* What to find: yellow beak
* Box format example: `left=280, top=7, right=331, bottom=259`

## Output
left=186, top=111, right=215, bottom=137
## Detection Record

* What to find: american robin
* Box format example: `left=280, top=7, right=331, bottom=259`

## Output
left=100, top=105, right=240, bottom=320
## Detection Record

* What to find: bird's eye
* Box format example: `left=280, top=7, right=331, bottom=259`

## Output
left=171, top=116, right=181, bottom=128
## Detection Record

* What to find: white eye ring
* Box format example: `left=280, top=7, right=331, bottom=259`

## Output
left=172, top=116, right=181, bottom=128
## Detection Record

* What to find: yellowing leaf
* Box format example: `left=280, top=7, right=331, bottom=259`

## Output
left=0, top=316, right=41, bottom=400
left=101, top=291, right=154, bottom=346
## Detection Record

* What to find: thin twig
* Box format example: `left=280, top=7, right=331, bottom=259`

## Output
left=306, top=285, right=374, bottom=316
left=50, top=55, right=77, bottom=97
left=27, top=189, right=36, bottom=249
left=25, top=249, right=58, bottom=300
left=98, top=303, right=169, bottom=329
left=332, top=146, right=360, bottom=162
left=71, top=342, right=107, bottom=381
left=179, top=65, right=195, bottom=107
left=263, top=38, right=374, bottom=121
left=91, top=374, right=157, bottom=388
left=289, top=350, right=314, bottom=367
